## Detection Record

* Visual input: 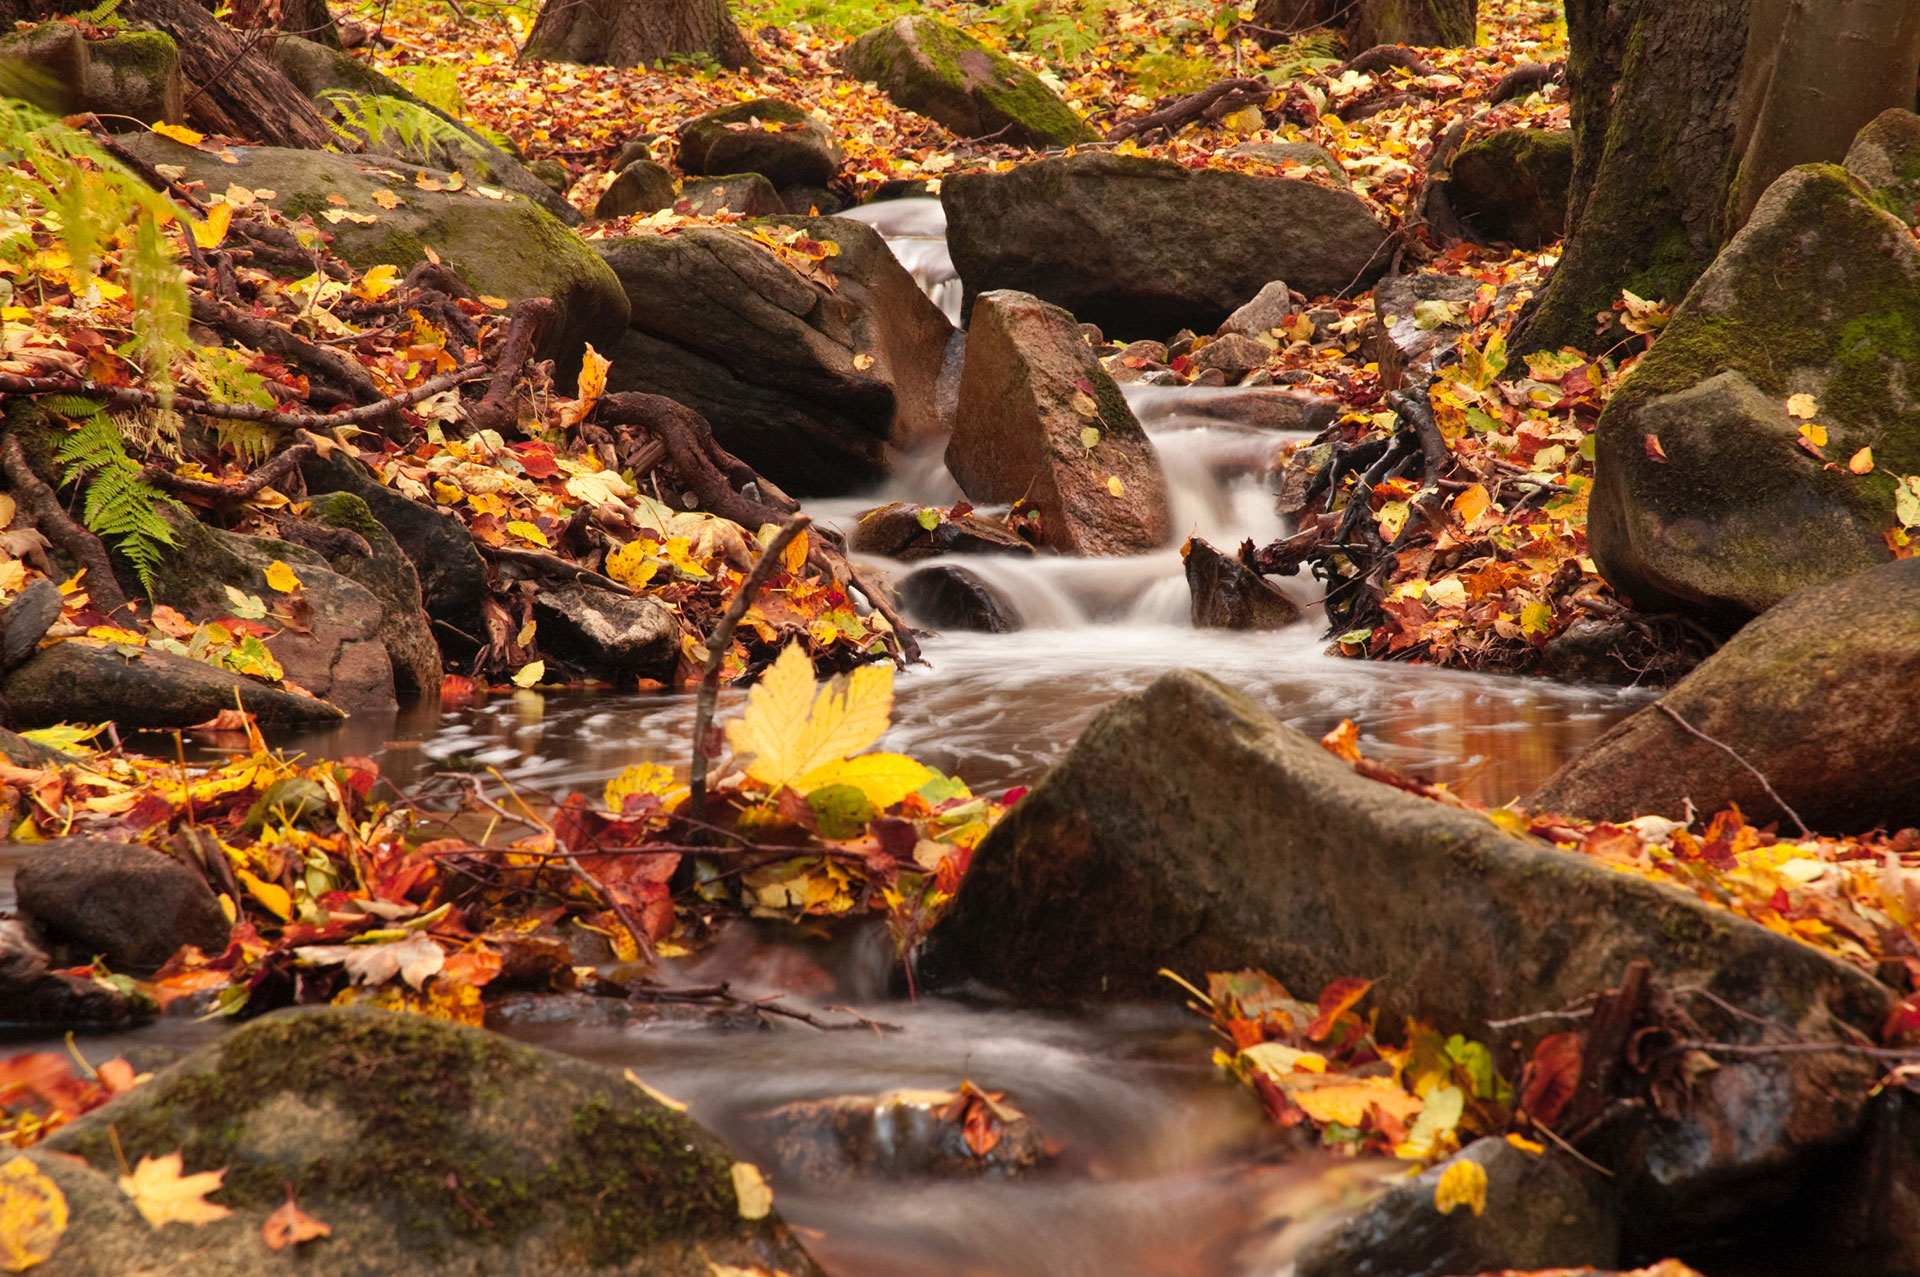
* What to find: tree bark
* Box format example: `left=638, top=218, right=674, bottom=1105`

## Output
left=276, top=0, right=343, bottom=48
left=1513, top=0, right=1751, bottom=354
left=1343, top=0, right=1477, bottom=54
left=1729, top=0, right=1920, bottom=229
left=122, top=0, right=340, bottom=149
left=1248, top=0, right=1353, bottom=40
left=519, top=0, right=757, bottom=72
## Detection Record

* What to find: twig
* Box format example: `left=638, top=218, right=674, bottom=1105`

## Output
left=465, top=298, right=554, bottom=437
left=1654, top=702, right=1811, bottom=837
left=627, top=981, right=901, bottom=1033
left=688, top=514, right=811, bottom=826
left=1, top=434, right=129, bottom=618
left=478, top=542, right=627, bottom=593
left=142, top=443, right=314, bottom=504
left=1536, top=1120, right=1615, bottom=1177
left=0, top=364, right=488, bottom=429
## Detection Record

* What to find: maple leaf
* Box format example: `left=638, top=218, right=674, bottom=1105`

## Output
left=1, top=1155, right=67, bottom=1271
left=119, top=1152, right=232, bottom=1229
left=261, top=1186, right=330, bottom=1250
left=294, top=934, right=445, bottom=990
left=723, top=643, right=893, bottom=793
left=1433, top=1156, right=1488, bottom=1216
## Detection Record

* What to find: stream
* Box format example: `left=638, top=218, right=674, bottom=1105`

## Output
left=2, top=200, right=1654, bottom=1275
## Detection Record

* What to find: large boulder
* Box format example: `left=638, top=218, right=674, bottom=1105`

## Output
left=1444, top=127, right=1573, bottom=249
left=3, top=640, right=345, bottom=730
left=596, top=217, right=954, bottom=494
left=83, top=31, right=184, bottom=128
left=1587, top=164, right=1920, bottom=623
left=676, top=98, right=841, bottom=188
left=15, top=837, right=230, bottom=973
left=23, top=1007, right=826, bottom=1276
left=922, top=670, right=1892, bottom=1238
left=116, top=134, right=627, bottom=378
left=1530, top=557, right=1920, bottom=833
left=306, top=491, right=443, bottom=700
left=946, top=290, right=1171, bottom=555
left=842, top=16, right=1095, bottom=150
left=268, top=35, right=580, bottom=225
left=942, top=152, right=1391, bottom=337
left=1843, top=107, right=1920, bottom=227
left=144, top=513, right=397, bottom=710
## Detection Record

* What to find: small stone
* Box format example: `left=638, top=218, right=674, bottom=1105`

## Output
left=1190, top=332, right=1271, bottom=380
left=17, top=837, right=230, bottom=973
left=1218, top=280, right=1294, bottom=337
left=593, top=159, right=676, bottom=218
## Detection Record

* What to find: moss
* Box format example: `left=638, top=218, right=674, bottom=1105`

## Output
left=91, top=31, right=177, bottom=79
left=547, top=1096, right=739, bottom=1266
left=308, top=490, right=388, bottom=541
left=848, top=16, right=1093, bottom=148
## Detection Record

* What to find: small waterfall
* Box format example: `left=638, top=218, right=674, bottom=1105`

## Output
left=835, top=198, right=963, bottom=326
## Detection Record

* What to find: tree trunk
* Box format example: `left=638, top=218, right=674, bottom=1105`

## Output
left=121, top=0, right=340, bottom=149
left=1513, top=0, right=1751, bottom=354
left=1343, top=0, right=1477, bottom=54
left=1728, top=0, right=1920, bottom=229
left=276, top=0, right=343, bottom=48
left=1249, top=0, right=1351, bottom=41
left=519, top=0, right=757, bottom=71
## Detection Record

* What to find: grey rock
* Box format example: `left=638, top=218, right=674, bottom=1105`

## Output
left=532, top=583, right=676, bottom=683
left=1445, top=127, right=1574, bottom=249
left=0, top=577, right=61, bottom=670
left=16, top=837, right=230, bottom=973
left=1218, top=280, right=1294, bottom=337
left=593, top=158, right=677, bottom=217
left=899, top=563, right=1018, bottom=632
left=1190, top=332, right=1270, bottom=380
left=0, top=920, right=142, bottom=1026
left=779, top=184, right=844, bottom=215
left=82, top=31, right=183, bottom=128
left=308, top=491, right=442, bottom=699
left=943, top=152, right=1389, bottom=337
left=1844, top=107, right=1920, bottom=226
left=1225, top=140, right=1350, bottom=185
left=677, top=98, right=841, bottom=188
left=679, top=172, right=785, bottom=216
left=3, top=640, right=345, bottom=730
left=748, top=1090, right=1051, bottom=1181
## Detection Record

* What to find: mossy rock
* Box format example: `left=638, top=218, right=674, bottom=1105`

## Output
left=1225, top=139, right=1350, bottom=186
left=0, top=23, right=87, bottom=113
left=594, top=158, right=676, bottom=218
left=1446, top=127, right=1572, bottom=249
left=268, top=35, right=580, bottom=226
left=842, top=16, right=1096, bottom=150
left=1589, top=163, right=1920, bottom=622
left=1844, top=107, right=1920, bottom=227
left=27, top=1006, right=826, bottom=1275
left=82, top=31, right=182, bottom=128
left=676, top=98, right=841, bottom=187
left=307, top=491, right=442, bottom=699
left=116, top=133, right=627, bottom=382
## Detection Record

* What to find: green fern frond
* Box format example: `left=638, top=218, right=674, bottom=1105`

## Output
left=52, top=403, right=179, bottom=595
left=65, top=0, right=123, bottom=24
left=321, top=90, right=494, bottom=179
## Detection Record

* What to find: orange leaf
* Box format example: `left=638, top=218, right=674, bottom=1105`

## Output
left=1307, top=976, right=1374, bottom=1041
left=1319, top=719, right=1361, bottom=763
left=261, top=1186, right=330, bottom=1249
left=1519, top=1031, right=1583, bottom=1128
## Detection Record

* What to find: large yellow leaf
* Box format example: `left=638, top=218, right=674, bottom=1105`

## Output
left=118, top=1152, right=232, bottom=1229
left=0, top=1155, right=67, bottom=1272
left=1434, top=1157, right=1488, bottom=1217
left=725, top=642, right=824, bottom=788
left=1288, top=1076, right=1422, bottom=1127
left=794, top=753, right=931, bottom=810
left=790, top=663, right=892, bottom=779
left=604, top=762, right=685, bottom=815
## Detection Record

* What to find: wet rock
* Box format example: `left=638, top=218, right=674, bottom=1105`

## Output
left=15, top=837, right=229, bottom=973
left=1538, top=617, right=1702, bottom=687
left=307, top=491, right=442, bottom=700
left=1823, top=1087, right=1920, bottom=1274
left=842, top=15, right=1096, bottom=149
left=593, top=159, right=676, bottom=217
left=117, top=133, right=627, bottom=377
left=531, top=583, right=676, bottom=683
left=923, top=670, right=1891, bottom=1228
left=3, top=640, right=345, bottom=730
left=946, top=290, right=1172, bottom=556
left=596, top=215, right=953, bottom=494
left=25, top=1006, right=826, bottom=1276
left=1218, top=280, right=1294, bottom=338
left=679, top=172, right=785, bottom=216
left=0, top=577, right=61, bottom=671
left=899, top=563, right=1018, bottom=632
left=1183, top=537, right=1299, bottom=629
left=1275, top=441, right=1333, bottom=521
left=269, top=35, right=579, bottom=225
left=1530, top=557, right=1920, bottom=833
left=1190, top=332, right=1271, bottom=380
left=0, top=920, right=141, bottom=1026
left=300, top=448, right=491, bottom=659
left=83, top=31, right=184, bottom=128
left=848, top=502, right=1035, bottom=561
left=1588, top=164, right=1920, bottom=623
left=1444, top=127, right=1574, bottom=249
left=1296, top=1138, right=1618, bottom=1277
left=780, top=183, right=844, bottom=215
left=677, top=98, right=841, bottom=188
left=145, top=512, right=397, bottom=710
left=748, top=1090, right=1051, bottom=1181
left=1225, top=140, right=1350, bottom=185
left=1844, top=107, right=1920, bottom=227
left=942, top=152, right=1390, bottom=337
left=530, top=157, right=571, bottom=194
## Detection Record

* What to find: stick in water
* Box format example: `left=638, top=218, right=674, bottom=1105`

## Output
left=687, top=514, right=812, bottom=826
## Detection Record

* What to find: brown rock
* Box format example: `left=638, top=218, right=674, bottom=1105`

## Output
left=848, top=502, right=1035, bottom=561
left=679, top=173, right=785, bottom=216
left=899, top=563, right=1019, bottom=631
left=945, top=290, right=1172, bottom=556
left=1189, top=332, right=1271, bottom=380
left=16, top=837, right=230, bottom=973
left=1183, top=537, right=1299, bottom=629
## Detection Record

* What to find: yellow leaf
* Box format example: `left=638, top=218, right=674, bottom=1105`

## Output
left=507, top=520, right=549, bottom=548
left=794, top=753, right=934, bottom=810
left=782, top=529, right=808, bottom=575
left=730, top=1163, right=772, bottom=1220
left=1799, top=422, right=1828, bottom=448
left=189, top=202, right=231, bottom=249
left=0, top=1154, right=68, bottom=1272
left=371, top=189, right=401, bottom=210
left=605, top=541, right=660, bottom=590
left=605, top=761, right=685, bottom=815
left=724, top=644, right=896, bottom=792
left=1434, top=1157, right=1488, bottom=1217
left=624, top=1067, right=688, bottom=1111
left=119, top=1152, right=232, bottom=1229
left=263, top=560, right=301, bottom=593
left=356, top=263, right=399, bottom=300
left=1106, top=476, right=1125, bottom=498
left=559, top=344, right=611, bottom=429
left=1519, top=600, right=1554, bottom=637
left=235, top=868, right=291, bottom=921
left=1289, top=1077, right=1422, bottom=1127
left=1850, top=446, right=1875, bottom=475
left=512, top=660, right=545, bottom=688
left=853, top=352, right=875, bottom=371
left=1071, top=392, right=1099, bottom=418
left=1238, top=1042, right=1329, bottom=1080
left=1505, top=1133, right=1545, bottom=1155
left=150, top=121, right=203, bottom=147
left=1785, top=393, right=1819, bottom=420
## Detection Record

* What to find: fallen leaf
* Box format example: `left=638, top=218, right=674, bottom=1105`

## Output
left=507, top=520, right=549, bottom=548
left=0, top=1154, right=67, bottom=1271
left=723, top=642, right=892, bottom=793
left=149, top=122, right=204, bottom=147
left=730, top=1162, right=772, bottom=1220
left=371, top=189, right=401, bottom=210
left=1785, top=393, right=1819, bottom=419
left=1106, top=476, right=1125, bottom=498
left=190, top=202, right=232, bottom=250
left=512, top=660, right=545, bottom=688
left=1080, top=426, right=1101, bottom=449
left=1850, top=446, right=1875, bottom=475
left=261, top=1187, right=329, bottom=1250
left=1798, top=422, right=1828, bottom=448
left=1433, top=1157, right=1487, bottom=1217
left=1644, top=434, right=1667, bottom=463
left=294, top=934, right=445, bottom=989
left=852, top=352, right=875, bottom=371
left=119, top=1152, right=232, bottom=1229
left=1307, top=976, right=1374, bottom=1041
left=263, top=560, right=301, bottom=593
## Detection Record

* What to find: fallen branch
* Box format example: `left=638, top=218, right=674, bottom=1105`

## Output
left=142, top=442, right=314, bottom=505
left=0, top=363, right=488, bottom=429
left=1341, top=44, right=1438, bottom=77
left=190, top=296, right=383, bottom=406
left=1107, top=76, right=1269, bottom=143
left=1655, top=701, right=1811, bottom=837
left=688, top=513, right=812, bottom=827
left=0, top=434, right=129, bottom=618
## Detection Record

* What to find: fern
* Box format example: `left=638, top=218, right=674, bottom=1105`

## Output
left=52, top=400, right=180, bottom=595
left=64, top=0, right=122, bottom=23
left=390, top=62, right=462, bottom=116
left=322, top=90, right=495, bottom=179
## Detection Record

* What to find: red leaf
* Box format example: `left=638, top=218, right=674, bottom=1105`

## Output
left=1307, top=976, right=1374, bottom=1041
left=1519, top=1031, right=1583, bottom=1128
left=1644, top=434, right=1668, bottom=462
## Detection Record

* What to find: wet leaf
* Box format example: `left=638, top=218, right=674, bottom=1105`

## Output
left=262, top=560, right=301, bottom=593
left=294, top=933, right=445, bottom=990
left=190, top=202, right=231, bottom=250
left=150, top=122, right=204, bottom=147
left=1290, top=1076, right=1422, bottom=1126
left=507, top=520, right=548, bottom=548
left=119, top=1152, right=232, bottom=1229
left=1433, top=1157, right=1487, bottom=1216
left=914, top=507, right=940, bottom=531
left=1306, top=976, right=1373, bottom=1041
left=730, top=1162, right=772, bottom=1220
left=1080, top=426, right=1101, bottom=449
left=1897, top=476, right=1920, bottom=529
left=724, top=642, right=892, bottom=793
left=222, top=585, right=267, bottom=620
left=261, top=1187, right=329, bottom=1250
left=794, top=753, right=935, bottom=809
left=1798, top=422, right=1827, bottom=448
left=1644, top=434, right=1667, bottom=463
left=511, top=660, right=545, bottom=688
left=0, top=1155, right=67, bottom=1271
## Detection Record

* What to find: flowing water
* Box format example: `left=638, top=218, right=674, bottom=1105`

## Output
left=2, top=202, right=1655, bottom=1274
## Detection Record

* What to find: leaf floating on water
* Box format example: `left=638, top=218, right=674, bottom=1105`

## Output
left=0, top=1155, right=67, bottom=1271
left=724, top=643, right=893, bottom=793
left=1433, top=1157, right=1488, bottom=1217
left=119, top=1152, right=232, bottom=1229
left=730, top=1162, right=772, bottom=1220
left=511, top=660, right=544, bottom=688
